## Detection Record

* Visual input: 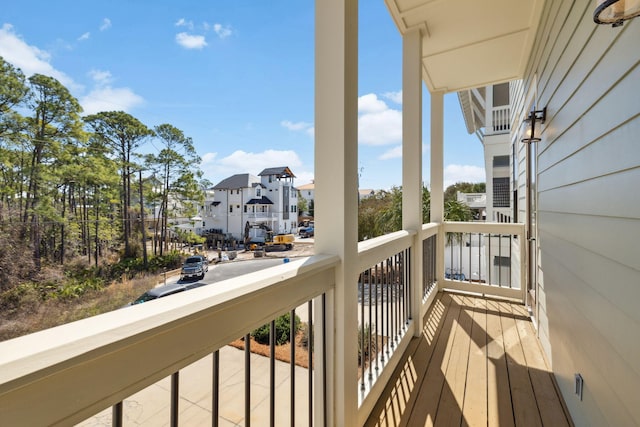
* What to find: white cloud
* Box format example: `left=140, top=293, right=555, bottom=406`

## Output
left=358, top=93, right=402, bottom=146
left=281, top=120, right=312, bottom=131
left=383, top=90, right=402, bottom=104
left=175, top=18, right=194, bottom=30
left=282, top=93, right=402, bottom=145
left=281, top=120, right=314, bottom=137
left=100, top=18, right=111, bottom=31
left=358, top=94, right=402, bottom=146
left=358, top=93, right=388, bottom=114
left=443, top=164, right=486, bottom=188
left=78, top=32, right=90, bottom=41
left=0, top=24, right=77, bottom=89
left=80, top=86, right=144, bottom=115
left=213, top=23, right=232, bottom=39
left=379, top=146, right=402, bottom=160
left=176, top=32, right=207, bottom=49
left=201, top=149, right=312, bottom=186
left=88, top=69, right=113, bottom=86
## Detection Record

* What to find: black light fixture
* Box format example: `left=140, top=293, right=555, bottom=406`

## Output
left=594, top=0, right=640, bottom=27
left=520, top=107, right=546, bottom=144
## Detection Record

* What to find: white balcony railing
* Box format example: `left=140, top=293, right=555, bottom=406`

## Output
left=0, top=255, right=338, bottom=426
left=0, top=222, right=526, bottom=426
left=491, top=105, right=511, bottom=133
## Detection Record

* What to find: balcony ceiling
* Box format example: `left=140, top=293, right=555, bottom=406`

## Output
left=385, top=0, right=545, bottom=93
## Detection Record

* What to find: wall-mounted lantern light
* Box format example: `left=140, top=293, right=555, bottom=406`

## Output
left=594, top=0, right=640, bottom=27
left=520, top=107, right=546, bottom=144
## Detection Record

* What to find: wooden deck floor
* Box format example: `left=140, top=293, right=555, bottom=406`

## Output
left=365, top=292, right=572, bottom=427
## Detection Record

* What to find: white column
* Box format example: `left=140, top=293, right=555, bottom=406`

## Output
left=401, top=28, right=424, bottom=337
left=430, top=91, right=445, bottom=284
left=315, top=0, right=359, bottom=425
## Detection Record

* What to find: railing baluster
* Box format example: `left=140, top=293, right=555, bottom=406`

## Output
left=112, top=402, right=122, bottom=427
left=468, top=233, right=472, bottom=283
left=478, top=233, right=482, bottom=284
left=212, top=350, right=219, bottom=427
left=368, top=266, right=373, bottom=380
left=374, top=265, right=380, bottom=369
left=359, top=273, right=365, bottom=390
left=270, top=320, right=276, bottom=427
left=171, top=372, right=179, bottom=427
left=307, top=300, right=313, bottom=427
left=322, top=293, right=327, bottom=427
left=498, top=233, right=502, bottom=286
left=245, top=333, right=251, bottom=427
left=290, top=309, right=296, bottom=427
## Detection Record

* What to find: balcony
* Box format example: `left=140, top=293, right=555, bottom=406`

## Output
left=0, top=222, right=570, bottom=426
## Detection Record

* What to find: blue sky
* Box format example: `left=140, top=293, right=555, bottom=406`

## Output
left=1, top=1, right=485, bottom=190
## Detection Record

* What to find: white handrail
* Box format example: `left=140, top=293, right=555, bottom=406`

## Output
left=0, top=254, right=339, bottom=426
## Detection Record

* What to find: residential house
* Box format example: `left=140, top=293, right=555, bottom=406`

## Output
left=459, top=83, right=513, bottom=222
left=2, top=2, right=638, bottom=426
left=297, top=181, right=315, bottom=216
left=209, top=167, right=298, bottom=240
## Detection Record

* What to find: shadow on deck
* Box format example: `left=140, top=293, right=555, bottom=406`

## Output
left=365, top=292, right=573, bottom=426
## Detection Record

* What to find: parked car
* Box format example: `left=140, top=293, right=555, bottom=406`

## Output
left=299, top=226, right=314, bottom=238
left=129, top=283, right=187, bottom=305
left=128, top=281, right=209, bottom=306
left=180, top=255, right=209, bottom=280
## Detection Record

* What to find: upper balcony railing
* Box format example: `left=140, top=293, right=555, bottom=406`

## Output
left=490, top=105, right=511, bottom=134
left=0, top=221, right=525, bottom=426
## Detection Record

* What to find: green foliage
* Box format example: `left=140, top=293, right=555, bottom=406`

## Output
left=359, top=183, right=481, bottom=240
left=444, top=199, right=472, bottom=222
left=297, top=193, right=308, bottom=216
left=358, top=185, right=431, bottom=241
left=358, top=323, right=378, bottom=364
left=443, top=182, right=486, bottom=203
left=251, top=312, right=301, bottom=346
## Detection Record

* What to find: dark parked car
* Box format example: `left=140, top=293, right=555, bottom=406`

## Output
left=129, top=283, right=187, bottom=305
left=180, top=255, right=209, bottom=280
left=300, top=226, right=314, bottom=238
left=128, top=282, right=208, bottom=306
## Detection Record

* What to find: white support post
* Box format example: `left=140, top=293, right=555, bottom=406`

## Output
left=430, top=91, right=445, bottom=285
left=402, top=28, right=424, bottom=337
left=315, top=0, right=359, bottom=425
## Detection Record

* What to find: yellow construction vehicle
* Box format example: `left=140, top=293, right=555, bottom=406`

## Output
left=244, top=222, right=294, bottom=251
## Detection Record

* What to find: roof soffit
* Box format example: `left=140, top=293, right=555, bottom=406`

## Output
left=385, top=0, right=545, bottom=93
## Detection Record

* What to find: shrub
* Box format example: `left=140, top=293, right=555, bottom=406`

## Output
left=251, top=312, right=301, bottom=346
left=358, top=323, right=378, bottom=365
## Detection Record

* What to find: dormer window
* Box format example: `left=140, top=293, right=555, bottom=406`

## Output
left=256, top=188, right=261, bottom=197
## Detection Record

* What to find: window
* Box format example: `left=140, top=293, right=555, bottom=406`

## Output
left=493, top=256, right=511, bottom=267
left=493, top=177, right=510, bottom=207
left=244, top=205, right=247, bottom=213
left=493, top=155, right=509, bottom=167
left=257, top=188, right=261, bottom=197
left=229, top=206, right=233, bottom=213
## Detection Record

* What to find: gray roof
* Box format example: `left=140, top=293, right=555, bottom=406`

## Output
left=258, top=166, right=295, bottom=178
left=246, top=196, right=274, bottom=205
left=213, top=174, right=260, bottom=189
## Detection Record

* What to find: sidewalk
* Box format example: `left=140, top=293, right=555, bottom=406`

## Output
left=78, top=345, right=311, bottom=426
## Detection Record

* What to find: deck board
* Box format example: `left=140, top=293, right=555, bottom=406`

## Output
left=435, top=294, right=473, bottom=426
left=365, top=292, right=572, bottom=427
left=461, top=297, right=487, bottom=427
left=485, top=298, right=514, bottom=427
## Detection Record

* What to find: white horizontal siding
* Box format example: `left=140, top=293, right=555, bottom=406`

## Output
left=520, top=0, right=640, bottom=424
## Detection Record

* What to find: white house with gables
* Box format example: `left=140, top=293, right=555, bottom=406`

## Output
left=207, top=166, right=298, bottom=240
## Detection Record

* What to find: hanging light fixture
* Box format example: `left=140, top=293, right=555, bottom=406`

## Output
left=594, top=0, right=640, bottom=27
left=520, top=107, right=546, bottom=144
